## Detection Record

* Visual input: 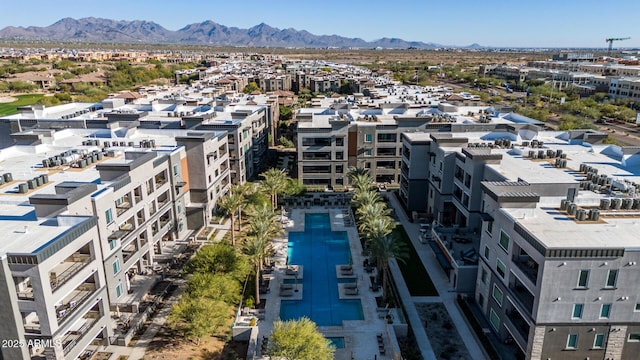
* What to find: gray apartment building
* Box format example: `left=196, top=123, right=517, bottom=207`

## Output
left=401, top=122, right=640, bottom=358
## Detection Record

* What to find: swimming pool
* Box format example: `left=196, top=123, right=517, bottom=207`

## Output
left=280, top=213, right=364, bottom=326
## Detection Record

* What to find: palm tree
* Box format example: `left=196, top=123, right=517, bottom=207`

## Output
left=351, top=188, right=383, bottom=211
left=241, top=236, right=273, bottom=306
left=260, top=168, right=288, bottom=212
left=218, top=190, right=243, bottom=246
left=348, top=168, right=374, bottom=193
left=356, top=201, right=391, bottom=224
left=367, top=233, right=409, bottom=303
left=245, top=203, right=281, bottom=305
left=358, top=215, right=396, bottom=246
left=234, top=182, right=255, bottom=232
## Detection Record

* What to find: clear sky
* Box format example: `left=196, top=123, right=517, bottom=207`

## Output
left=1, top=0, right=639, bottom=48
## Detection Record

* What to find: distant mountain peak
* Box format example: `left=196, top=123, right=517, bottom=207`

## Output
left=0, top=17, right=449, bottom=49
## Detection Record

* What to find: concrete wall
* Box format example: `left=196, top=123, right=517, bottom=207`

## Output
left=0, top=258, right=30, bottom=360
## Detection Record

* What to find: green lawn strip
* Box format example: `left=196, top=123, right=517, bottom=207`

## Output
left=0, top=94, right=45, bottom=116
left=393, top=225, right=438, bottom=296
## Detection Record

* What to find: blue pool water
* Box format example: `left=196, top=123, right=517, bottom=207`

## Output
left=326, top=337, right=346, bottom=349
left=280, top=213, right=364, bottom=326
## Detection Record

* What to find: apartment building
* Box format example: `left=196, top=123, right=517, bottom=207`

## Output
left=402, top=122, right=640, bottom=358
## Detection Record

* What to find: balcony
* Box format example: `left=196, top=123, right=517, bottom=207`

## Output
left=159, top=213, right=172, bottom=230
left=157, top=191, right=170, bottom=208
left=154, top=171, right=168, bottom=188
left=122, top=243, right=138, bottom=264
left=508, top=276, right=535, bottom=316
left=505, top=305, right=531, bottom=342
left=49, top=254, right=92, bottom=292
left=512, top=253, right=539, bottom=285
left=56, top=283, right=98, bottom=324
left=115, top=194, right=132, bottom=216
left=22, top=312, right=41, bottom=334
left=62, top=312, right=100, bottom=356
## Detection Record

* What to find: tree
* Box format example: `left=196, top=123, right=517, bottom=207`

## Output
left=347, top=167, right=373, bottom=192
left=243, top=81, right=261, bottom=94
left=233, top=182, right=255, bottom=232
left=243, top=202, right=280, bottom=304
left=184, top=272, right=242, bottom=305
left=260, top=168, right=288, bottom=212
left=279, top=105, right=292, bottom=121
left=168, top=296, right=230, bottom=345
left=267, top=318, right=335, bottom=360
left=368, top=234, right=409, bottom=302
left=351, top=188, right=383, bottom=211
left=184, top=242, right=250, bottom=281
left=218, top=190, right=243, bottom=246
left=356, top=202, right=392, bottom=224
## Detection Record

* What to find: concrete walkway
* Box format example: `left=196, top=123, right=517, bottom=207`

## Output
left=384, top=192, right=488, bottom=360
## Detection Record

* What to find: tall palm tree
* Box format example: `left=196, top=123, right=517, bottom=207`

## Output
left=367, top=233, right=409, bottom=303
left=241, top=236, right=273, bottom=306
left=260, top=168, right=288, bottom=212
left=233, top=182, right=255, bottom=232
left=358, top=215, right=396, bottom=246
left=356, top=201, right=391, bottom=224
left=351, top=188, right=383, bottom=211
left=347, top=167, right=373, bottom=193
left=218, top=190, right=243, bottom=247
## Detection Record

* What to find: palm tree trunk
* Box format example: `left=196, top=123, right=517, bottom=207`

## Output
left=381, top=262, right=388, bottom=304
left=238, top=205, right=243, bottom=232
left=255, top=266, right=261, bottom=305
left=230, top=213, right=236, bottom=246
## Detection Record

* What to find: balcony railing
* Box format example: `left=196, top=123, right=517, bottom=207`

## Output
left=24, top=323, right=41, bottom=334
left=512, top=255, right=539, bottom=285
left=56, top=286, right=97, bottom=323
left=62, top=317, right=99, bottom=355
left=50, top=256, right=92, bottom=292
left=508, top=282, right=535, bottom=316
left=115, top=201, right=131, bottom=216
left=17, top=288, right=35, bottom=300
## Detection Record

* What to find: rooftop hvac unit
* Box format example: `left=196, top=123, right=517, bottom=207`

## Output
left=560, top=199, right=570, bottom=210
left=3, top=173, right=13, bottom=182
left=528, top=150, right=535, bottom=158
left=576, top=209, right=588, bottom=221
left=612, top=198, right=623, bottom=210
left=560, top=159, right=567, bottom=168
left=27, top=179, right=37, bottom=189
left=522, top=141, right=530, bottom=147
left=128, top=142, right=134, bottom=147
left=633, top=198, right=640, bottom=209
left=556, top=149, right=563, bottom=157
left=538, top=150, right=546, bottom=159
left=567, top=203, right=578, bottom=215
left=34, top=176, right=42, bottom=186
left=41, top=174, right=48, bottom=184
left=547, top=149, right=556, bottom=158
left=0, top=177, right=4, bottom=185
left=18, top=183, right=28, bottom=193
left=538, top=141, right=544, bottom=147
left=96, top=152, right=104, bottom=160
left=623, top=198, right=634, bottom=209
left=42, top=159, right=50, bottom=168
left=560, top=153, right=567, bottom=159
left=104, top=141, right=110, bottom=148
left=600, top=199, right=612, bottom=210
left=589, top=209, right=600, bottom=221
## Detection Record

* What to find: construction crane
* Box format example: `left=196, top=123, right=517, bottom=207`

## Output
left=605, top=37, right=631, bottom=56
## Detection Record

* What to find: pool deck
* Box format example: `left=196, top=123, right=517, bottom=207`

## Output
left=256, top=207, right=397, bottom=359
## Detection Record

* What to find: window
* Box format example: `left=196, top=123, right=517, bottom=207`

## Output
left=572, top=303, right=584, bottom=319
left=484, top=246, right=490, bottom=260
left=109, top=239, right=118, bottom=250
left=105, top=209, right=113, bottom=224
left=577, top=270, right=589, bottom=288
left=364, top=133, right=373, bottom=143
left=481, top=268, right=488, bottom=284
left=566, top=334, right=578, bottom=349
left=478, top=293, right=484, bottom=307
left=600, top=304, right=611, bottom=319
left=177, top=205, right=182, bottom=214
left=112, top=258, right=121, bottom=275
left=335, top=151, right=344, bottom=160
left=173, top=165, right=178, bottom=176
left=593, top=333, right=605, bottom=349
left=364, top=149, right=372, bottom=157
left=492, top=285, right=504, bottom=307
left=335, top=137, right=344, bottom=146
left=116, top=283, right=123, bottom=298
left=496, top=259, right=506, bottom=278
left=486, top=220, right=493, bottom=235
left=498, top=231, right=510, bottom=252
left=606, top=269, right=618, bottom=288
left=635, top=304, right=640, bottom=312
left=629, top=333, right=640, bottom=342
left=489, top=309, right=500, bottom=332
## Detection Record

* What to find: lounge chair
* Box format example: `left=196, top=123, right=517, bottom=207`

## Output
left=285, top=268, right=298, bottom=276
left=345, top=287, right=359, bottom=295
left=280, top=289, right=293, bottom=297
left=340, top=265, right=352, bottom=271
left=280, top=284, right=293, bottom=290
left=341, top=269, right=354, bottom=276
left=344, top=282, right=357, bottom=290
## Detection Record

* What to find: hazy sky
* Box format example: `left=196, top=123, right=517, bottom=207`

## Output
left=1, top=0, right=639, bottom=48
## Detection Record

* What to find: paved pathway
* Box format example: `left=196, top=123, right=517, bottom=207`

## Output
left=385, top=192, right=488, bottom=360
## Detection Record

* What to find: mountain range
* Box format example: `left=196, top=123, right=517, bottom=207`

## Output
left=0, top=17, right=481, bottom=49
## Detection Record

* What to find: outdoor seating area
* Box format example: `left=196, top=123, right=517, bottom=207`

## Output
left=342, top=209, right=353, bottom=227
left=338, top=281, right=360, bottom=298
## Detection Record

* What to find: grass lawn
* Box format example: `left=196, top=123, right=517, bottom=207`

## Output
left=393, top=225, right=439, bottom=296
left=0, top=94, right=45, bottom=116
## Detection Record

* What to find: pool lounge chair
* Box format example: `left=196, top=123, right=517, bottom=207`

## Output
left=345, top=287, right=359, bottom=295
left=341, top=268, right=353, bottom=276
left=344, top=282, right=357, bottom=290
left=280, top=289, right=294, bottom=297
left=280, top=283, right=293, bottom=291
left=340, top=265, right=352, bottom=271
